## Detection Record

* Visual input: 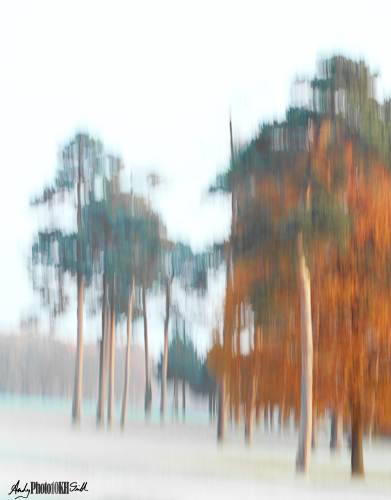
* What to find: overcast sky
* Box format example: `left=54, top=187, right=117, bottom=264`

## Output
left=1, top=0, right=391, bottom=355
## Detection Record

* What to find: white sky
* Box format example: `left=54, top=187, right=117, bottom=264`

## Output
left=1, top=0, right=391, bottom=355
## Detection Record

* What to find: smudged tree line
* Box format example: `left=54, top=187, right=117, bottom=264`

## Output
left=30, top=55, right=391, bottom=478
left=31, top=135, right=221, bottom=427
left=207, top=55, right=391, bottom=477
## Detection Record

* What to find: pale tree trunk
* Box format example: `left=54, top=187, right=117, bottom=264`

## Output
left=97, top=339, right=104, bottom=419
left=107, top=276, right=115, bottom=427
left=245, top=374, right=256, bottom=445
left=368, top=393, right=375, bottom=447
left=160, top=280, right=170, bottom=421
left=296, top=234, right=313, bottom=475
left=330, top=409, right=343, bottom=450
left=72, top=134, right=84, bottom=424
left=142, top=280, right=152, bottom=419
left=182, top=378, right=185, bottom=417
left=255, top=404, right=260, bottom=429
left=121, top=276, right=135, bottom=429
left=265, top=404, right=269, bottom=433
left=279, top=397, right=285, bottom=437
left=174, top=375, right=178, bottom=418
left=235, top=304, right=241, bottom=428
left=72, top=273, right=83, bottom=423
left=97, top=274, right=108, bottom=425
left=312, top=294, right=320, bottom=450
left=217, top=374, right=226, bottom=441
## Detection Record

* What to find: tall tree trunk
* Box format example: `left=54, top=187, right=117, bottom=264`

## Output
left=245, top=374, right=255, bottom=445
left=312, top=407, right=318, bottom=449
left=296, top=233, right=313, bottom=475
left=368, top=393, right=375, bottom=447
left=235, top=304, right=241, bottom=428
left=97, top=274, right=108, bottom=425
left=121, top=276, right=135, bottom=429
left=351, top=391, right=364, bottom=476
left=279, top=397, right=285, bottom=437
left=255, top=403, right=260, bottom=429
left=217, top=374, right=226, bottom=442
left=174, top=375, right=178, bottom=418
left=72, top=134, right=84, bottom=424
left=182, top=378, right=185, bottom=417
left=368, top=351, right=378, bottom=447
left=160, top=280, right=170, bottom=421
left=266, top=403, right=270, bottom=433
left=107, top=275, right=115, bottom=427
left=330, top=409, right=343, bottom=450
left=142, top=280, right=151, bottom=419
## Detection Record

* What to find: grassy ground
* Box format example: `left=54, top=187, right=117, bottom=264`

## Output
left=0, top=401, right=390, bottom=499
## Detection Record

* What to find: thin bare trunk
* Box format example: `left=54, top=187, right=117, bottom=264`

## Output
left=107, top=276, right=115, bottom=427
left=121, top=276, right=135, bottom=429
left=160, top=280, right=170, bottom=421
left=142, top=280, right=151, bottom=419
left=296, top=233, right=313, bottom=475
left=235, top=305, right=241, bottom=428
left=245, top=374, right=255, bottom=445
left=369, top=393, right=375, bottom=447
left=255, top=403, right=260, bottom=429
left=351, top=394, right=364, bottom=476
left=368, top=351, right=379, bottom=447
left=279, top=397, right=285, bottom=437
left=312, top=407, right=318, bottom=449
left=174, top=375, right=178, bottom=418
left=217, top=374, right=226, bottom=442
left=182, top=378, right=185, bottom=416
left=72, top=273, right=83, bottom=422
left=97, top=274, right=108, bottom=425
left=72, top=135, right=84, bottom=424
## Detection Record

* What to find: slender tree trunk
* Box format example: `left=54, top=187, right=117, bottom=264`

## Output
left=209, top=392, right=213, bottom=422
left=121, top=276, right=135, bottom=429
left=330, top=409, right=343, bottom=450
left=245, top=374, right=255, bottom=445
left=265, top=404, right=269, bottom=433
left=350, top=271, right=364, bottom=475
left=174, top=375, right=178, bottom=418
left=97, top=274, right=108, bottom=425
left=235, top=305, right=241, bottom=428
left=217, top=374, right=226, bottom=442
left=351, top=392, right=364, bottom=476
left=107, top=276, right=115, bottom=427
left=255, top=403, right=260, bottom=429
left=160, top=280, right=170, bottom=421
left=182, top=378, right=185, bottom=416
left=97, top=339, right=103, bottom=417
left=72, top=135, right=84, bottom=424
left=142, top=280, right=151, bottom=419
left=296, top=233, right=313, bottom=475
left=368, top=352, right=378, bottom=447
left=279, top=397, right=285, bottom=437
left=312, top=407, right=318, bottom=449
left=72, top=273, right=83, bottom=423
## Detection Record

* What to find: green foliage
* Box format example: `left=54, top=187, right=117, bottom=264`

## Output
left=157, top=319, right=204, bottom=393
